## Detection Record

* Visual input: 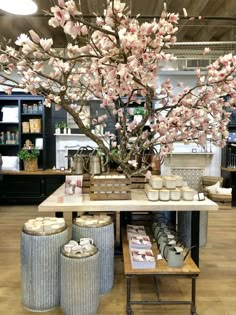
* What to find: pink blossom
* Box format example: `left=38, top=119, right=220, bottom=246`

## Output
left=58, top=0, right=65, bottom=7
left=128, top=160, right=138, bottom=168
left=103, top=132, right=110, bottom=140
left=3, top=87, right=12, bottom=95
left=40, top=38, right=53, bottom=51
left=0, top=54, right=8, bottom=63
left=145, top=171, right=152, bottom=180
left=48, top=17, right=60, bottom=28
left=65, top=0, right=80, bottom=16
left=115, top=123, right=121, bottom=130
left=15, top=34, right=30, bottom=46
left=0, top=0, right=235, bottom=177
left=29, top=30, right=40, bottom=44
left=203, top=47, right=211, bottom=55
left=96, top=17, right=104, bottom=26
left=183, top=8, right=188, bottom=17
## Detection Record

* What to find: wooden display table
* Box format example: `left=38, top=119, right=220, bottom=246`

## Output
left=38, top=184, right=218, bottom=266
left=122, top=234, right=200, bottom=315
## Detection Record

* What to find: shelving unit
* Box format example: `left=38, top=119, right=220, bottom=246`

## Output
left=122, top=232, right=200, bottom=315
left=0, top=93, right=48, bottom=170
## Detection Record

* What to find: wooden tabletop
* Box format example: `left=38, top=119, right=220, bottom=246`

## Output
left=2, top=169, right=71, bottom=175
left=122, top=233, right=200, bottom=276
left=38, top=184, right=219, bottom=213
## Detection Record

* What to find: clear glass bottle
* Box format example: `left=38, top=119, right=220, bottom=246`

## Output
left=38, top=101, right=43, bottom=113
left=6, top=131, right=11, bottom=144
left=33, top=103, right=38, bottom=113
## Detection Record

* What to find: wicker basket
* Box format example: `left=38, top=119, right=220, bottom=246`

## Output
left=201, top=176, right=223, bottom=187
left=208, top=193, right=232, bottom=203
left=29, top=119, right=41, bottom=133
left=23, top=159, right=38, bottom=172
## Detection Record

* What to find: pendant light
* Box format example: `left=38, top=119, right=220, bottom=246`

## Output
left=0, top=0, right=38, bottom=15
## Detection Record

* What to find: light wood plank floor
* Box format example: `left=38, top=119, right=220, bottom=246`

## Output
left=0, top=205, right=236, bottom=315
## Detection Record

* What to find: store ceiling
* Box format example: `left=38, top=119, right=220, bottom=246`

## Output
left=0, top=0, right=236, bottom=54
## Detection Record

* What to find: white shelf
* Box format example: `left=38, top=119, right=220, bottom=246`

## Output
left=167, top=152, right=214, bottom=155
left=54, top=133, right=86, bottom=137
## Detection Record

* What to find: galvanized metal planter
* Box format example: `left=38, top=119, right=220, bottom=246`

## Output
left=72, top=219, right=114, bottom=295
left=21, top=228, right=68, bottom=311
left=60, top=249, right=100, bottom=315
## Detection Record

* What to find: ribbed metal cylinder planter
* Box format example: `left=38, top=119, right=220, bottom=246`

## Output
left=60, top=250, right=100, bottom=315
left=21, top=228, right=68, bottom=311
left=72, top=219, right=114, bottom=295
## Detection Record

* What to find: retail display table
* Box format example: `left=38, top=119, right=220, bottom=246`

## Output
left=122, top=233, right=200, bottom=315
left=38, top=184, right=218, bottom=266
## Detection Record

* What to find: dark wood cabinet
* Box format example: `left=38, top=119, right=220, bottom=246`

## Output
left=0, top=171, right=66, bottom=204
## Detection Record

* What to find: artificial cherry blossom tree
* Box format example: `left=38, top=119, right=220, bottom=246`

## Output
left=0, top=0, right=235, bottom=176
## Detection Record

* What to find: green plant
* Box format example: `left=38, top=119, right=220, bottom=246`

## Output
left=17, top=148, right=40, bottom=161
left=133, top=107, right=145, bottom=116
left=8, top=127, right=19, bottom=133
left=55, top=121, right=67, bottom=129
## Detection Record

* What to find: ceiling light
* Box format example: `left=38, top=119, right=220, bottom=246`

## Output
left=0, top=0, right=38, bottom=15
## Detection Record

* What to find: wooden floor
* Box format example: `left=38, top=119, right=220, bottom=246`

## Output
left=0, top=205, right=236, bottom=315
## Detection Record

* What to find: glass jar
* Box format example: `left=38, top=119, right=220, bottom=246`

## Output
left=159, top=189, right=170, bottom=201
left=182, top=188, right=195, bottom=201
left=164, top=176, right=176, bottom=189
left=170, top=189, right=181, bottom=201
left=147, top=188, right=159, bottom=201
left=150, top=175, right=163, bottom=189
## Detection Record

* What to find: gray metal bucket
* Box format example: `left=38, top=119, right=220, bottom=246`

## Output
left=60, top=250, right=100, bottom=315
left=72, top=221, right=114, bottom=295
left=21, top=228, right=68, bottom=311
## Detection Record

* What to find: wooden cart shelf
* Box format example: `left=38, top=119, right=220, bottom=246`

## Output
left=122, top=233, right=200, bottom=315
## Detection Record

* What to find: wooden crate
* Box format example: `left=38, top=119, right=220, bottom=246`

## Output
left=90, top=175, right=131, bottom=200
left=131, top=175, right=147, bottom=189
left=82, top=173, right=90, bottom=193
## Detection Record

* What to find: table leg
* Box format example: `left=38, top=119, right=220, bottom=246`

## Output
left=231, top=172, right=236, bottom=207
left=191, top=277, right=197, bottom=315
left=191, top=211, right=199, bottom=267
left=116, top=211, right=120, bottom=246
left=126, top=276, right=134, bottom=315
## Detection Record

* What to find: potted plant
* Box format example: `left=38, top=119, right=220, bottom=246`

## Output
left=55, top=121, right=67, bottom=134
left=133, top=107, right=145, bottom=116
left=17, top=148, right=40, bottom=172
left=133, top=107, right=146, bottom=124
